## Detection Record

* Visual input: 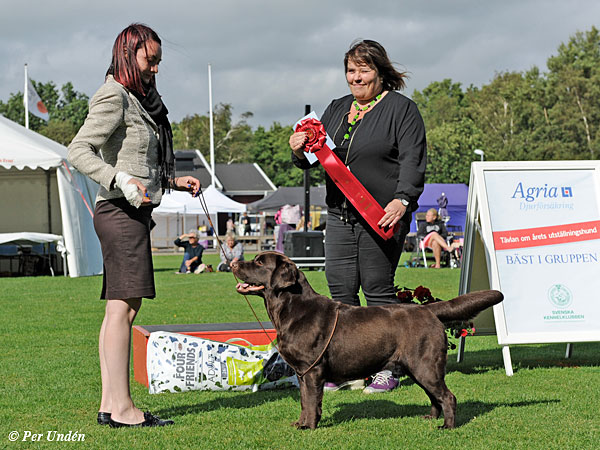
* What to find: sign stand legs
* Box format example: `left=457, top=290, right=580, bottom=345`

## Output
left=502, top=345, right=514, bottom=376
left=456, top=336, right=466, bottom=362
left=565, top=343, right=573, bottom=358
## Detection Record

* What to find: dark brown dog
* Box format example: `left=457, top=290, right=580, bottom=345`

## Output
left=232, top=252, right=503, bottom=429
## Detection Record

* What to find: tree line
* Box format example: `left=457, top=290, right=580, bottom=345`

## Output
left=415, top=26, right=600, bottom=184
left=2, top=27, right=598, bottom=187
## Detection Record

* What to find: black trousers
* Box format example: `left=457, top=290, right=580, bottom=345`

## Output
left=325, top=210, right=410, bottom=307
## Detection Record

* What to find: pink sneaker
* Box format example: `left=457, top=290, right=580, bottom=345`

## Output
left=363, top=371, right=399, bottom=394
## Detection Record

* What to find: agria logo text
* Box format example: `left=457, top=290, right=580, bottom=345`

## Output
left=511, top=182, right=573, bottom=202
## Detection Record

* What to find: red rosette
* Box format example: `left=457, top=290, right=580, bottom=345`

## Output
left=296, top=118, right=327, bottom=153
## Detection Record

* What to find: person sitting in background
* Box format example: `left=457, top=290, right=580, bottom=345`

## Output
left=417, top=208, right=460, bottom=268
left=174, top=230, right=206, bottom=273
left=217, top=231, right=244, bottom=272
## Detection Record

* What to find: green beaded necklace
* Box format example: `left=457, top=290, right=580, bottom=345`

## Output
left=343, top=93, right=382, bottom=140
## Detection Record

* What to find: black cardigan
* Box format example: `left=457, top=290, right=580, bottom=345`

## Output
left=292, top=91, right=426, bottom=213
left=417, top=219, right=448, bottom=240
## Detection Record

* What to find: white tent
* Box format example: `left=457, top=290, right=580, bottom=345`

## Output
left=0, top=115, right=102, bottom=277
left=152, top=185, right=246, bottom=249
left=199, top=185, right=248, bottom=214
left=154, top=185, right=248, bottom=215
left=153, top=190, right=206, bottom=215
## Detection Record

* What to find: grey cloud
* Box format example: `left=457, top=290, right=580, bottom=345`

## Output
left=1, top=0, right=599, bottom=128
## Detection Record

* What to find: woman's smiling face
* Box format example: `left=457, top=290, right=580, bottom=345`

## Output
left=346, top=59, right=382, bottom=103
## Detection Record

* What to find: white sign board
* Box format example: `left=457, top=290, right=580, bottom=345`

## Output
left=459, top=161, right=600, bottom=374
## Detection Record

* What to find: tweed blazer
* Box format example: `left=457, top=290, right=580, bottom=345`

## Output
left=68, top=75, right=163, bottom=206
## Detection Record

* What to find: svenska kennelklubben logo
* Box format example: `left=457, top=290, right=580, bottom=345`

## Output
left=548, top=284, right=573, bottom=308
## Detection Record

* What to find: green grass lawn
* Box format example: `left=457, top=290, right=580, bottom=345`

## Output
left=0, top=254, right=598, bottom=449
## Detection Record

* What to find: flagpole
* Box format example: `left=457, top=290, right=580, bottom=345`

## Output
left=24, top=63, right=29, bottom=129
left=208, top=63, right=215, bottom=188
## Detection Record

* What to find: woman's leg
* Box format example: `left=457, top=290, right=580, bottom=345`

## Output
left=323, top=214, right=362, bottom=390
left=358, top=217, right=408, bottom=306
left=427, top=232, right=451, bottom=268
left=101, top=298, right=143, bottom=424
left=357, top=217, right=409, bottom=393
left=325, top=214, right=361, bottom=306
left=428, top=232, right=451, bottom=251
left=431, top=240, right=443, bottom=268
left=98, top=315, right=111, bottom=413
left=180, top=252, right=190, bottom=273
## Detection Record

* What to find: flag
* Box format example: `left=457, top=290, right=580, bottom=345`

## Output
left=26, top=78, right=49, bottom=121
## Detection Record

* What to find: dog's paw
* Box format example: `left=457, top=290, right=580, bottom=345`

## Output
left=422, top=414, right=438, bottom=420
left=291, top=420, right=307, bottom=429
left=291, top=420, right=316, bottom=430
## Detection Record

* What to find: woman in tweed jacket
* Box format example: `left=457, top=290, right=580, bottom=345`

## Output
left=68, top=24, right=200, bottom=428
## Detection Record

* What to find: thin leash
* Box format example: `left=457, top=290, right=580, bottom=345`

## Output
left=195, top=189, right=339, bottom=378
left=195, top=190, right=273, bottom=339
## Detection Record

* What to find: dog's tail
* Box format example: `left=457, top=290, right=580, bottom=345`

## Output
left=425, top=290, right=503, bottom=323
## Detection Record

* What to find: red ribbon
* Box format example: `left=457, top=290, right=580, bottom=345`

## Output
left=297, top=118, right=327, bottom=153
left=296, top=118, right=398, bottom=240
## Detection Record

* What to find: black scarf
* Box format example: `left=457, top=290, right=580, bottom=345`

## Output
left=135, top=84, right=175, bottom=190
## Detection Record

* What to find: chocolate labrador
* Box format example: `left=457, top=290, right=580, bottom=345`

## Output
left=232, top=252, right=503, bottom=429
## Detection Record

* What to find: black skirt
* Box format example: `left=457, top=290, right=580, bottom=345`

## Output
left=93, top=198, right=156, bottom=300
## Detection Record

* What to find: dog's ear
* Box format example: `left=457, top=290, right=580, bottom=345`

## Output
left=270, top=259, right=299, bottom=291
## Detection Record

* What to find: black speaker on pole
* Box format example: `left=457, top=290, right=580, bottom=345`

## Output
left=283, top=231, right=325, bottom=257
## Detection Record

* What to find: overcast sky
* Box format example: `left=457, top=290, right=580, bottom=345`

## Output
left=1, top=0, right=599, bottom=128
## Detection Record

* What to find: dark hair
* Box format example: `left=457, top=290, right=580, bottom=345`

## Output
left=344, top=39, right=407, bottom=91
left=107, top=23, right=161, bottom=95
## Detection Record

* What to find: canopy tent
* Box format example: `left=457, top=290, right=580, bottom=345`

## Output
left=151, top=185, right=247, bottom=248
left=153, top=185, right=247, bottom=215
left=0, top=115, right=102, bottom=277
left=0, top=232, right=65, bottom=246
left=0, top=232, right=67, bottom=276
left=247, top=186, right=327, bottom=213
left=153, top=190, right=206, bottom=215
left=0, top=114, right=65, bottom=169
left=410, top=183, right=469, bottom=233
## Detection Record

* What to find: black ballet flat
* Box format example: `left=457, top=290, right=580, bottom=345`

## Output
left=109, top=411, right=174, bottom=428
left=97, top=412, right=111, bottom=425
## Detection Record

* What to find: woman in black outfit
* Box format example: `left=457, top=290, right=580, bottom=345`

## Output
left=289, top=39, right=426, bottom=393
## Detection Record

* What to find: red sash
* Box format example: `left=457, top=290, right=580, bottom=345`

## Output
left=295, top=118, right=398, bottom=240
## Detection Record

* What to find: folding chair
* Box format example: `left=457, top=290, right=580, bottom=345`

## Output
left=404, top=213, right=427, bottom=267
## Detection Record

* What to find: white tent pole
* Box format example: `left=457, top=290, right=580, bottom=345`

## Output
left=208, top=63, right=215, bottom=188
left=24, top=64, right=29, bottom=129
